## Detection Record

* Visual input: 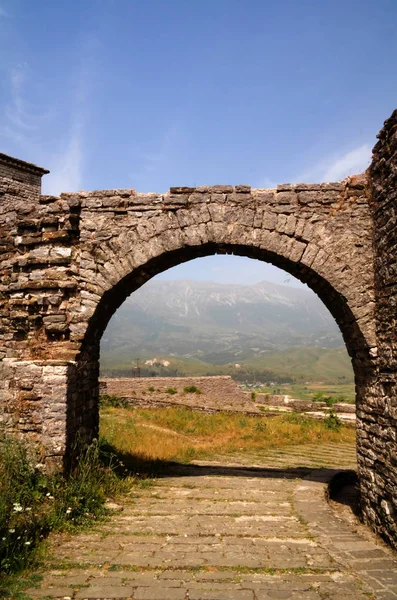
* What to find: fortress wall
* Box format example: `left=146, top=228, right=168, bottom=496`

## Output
left=100, top=376, right=259, bottom=413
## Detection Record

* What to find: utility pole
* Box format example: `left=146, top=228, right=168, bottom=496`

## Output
left=132, top=358, right=141, bottom=378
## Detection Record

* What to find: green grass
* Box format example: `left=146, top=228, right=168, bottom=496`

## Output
left=100, top=405, right=355, bottom=464
left=0, top=431, right=134, bottom=592
left=255, top=382, right=355, bottom=403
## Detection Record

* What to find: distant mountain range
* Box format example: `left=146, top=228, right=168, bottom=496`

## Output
left=101, top=279, right=344, bottom=367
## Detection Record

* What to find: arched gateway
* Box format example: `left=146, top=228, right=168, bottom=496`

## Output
left=0, top=110, right=396, bottom=548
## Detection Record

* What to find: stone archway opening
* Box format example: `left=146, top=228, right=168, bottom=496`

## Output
left=96, top=251, right=359, bottom=468
left=69, top=243, right=371, bottom=470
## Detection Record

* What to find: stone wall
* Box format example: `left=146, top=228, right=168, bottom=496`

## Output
left=0, top=150, right=376, bottom=466
left=363, top=109, right=397, bottom=548
left=1, top=110, right=397, bottom=546
left=100, top=376, right=259, bottom=413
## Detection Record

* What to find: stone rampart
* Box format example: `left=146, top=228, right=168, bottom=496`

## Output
left=364, top=109, right=397, bottom=548
left=100, top=376, right=260, bottom=413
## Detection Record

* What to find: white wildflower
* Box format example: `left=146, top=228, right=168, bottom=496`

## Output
left=25, top=507, right=32, bottom=512
left=24, top=541, right=31, bottom=545
left=8, top=528, right=15, bottom=533
left=13, top=503, right=23, bottom=513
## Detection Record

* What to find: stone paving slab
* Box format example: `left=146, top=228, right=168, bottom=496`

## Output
left=23, top=447, right=397, bottom=600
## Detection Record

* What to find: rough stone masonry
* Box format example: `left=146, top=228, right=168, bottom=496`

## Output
left=0, top=110, right=396, bottom=548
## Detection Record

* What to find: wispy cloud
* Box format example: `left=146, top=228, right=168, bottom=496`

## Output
left=43, top=120, right=83, bottom=195
left=42, top=69, right=87, bottom=195
left=0, top=6, right=7, bottom=18
left=1, top=34, right=97, bottom=196
left=5, top=66, right=37, bottom=132
left=295, top=143, right=372, bottom=184
left=322, top=144, right=372, bottom=181
left=42, top=37, right=99, bottom=195
left=2, top=64, right=52, bottom=153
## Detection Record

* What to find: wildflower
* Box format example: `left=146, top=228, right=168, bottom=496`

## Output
left=25, top=507, right=32, bottom=512
left=66, top=508, right=72, bottom=514
left=24, top=541, right=31, bottom=545
left=2, top=537, right=6, bottom=541
left=8, top=528, right=15, bottom=533
left=13, top=502, right=23, bottom=513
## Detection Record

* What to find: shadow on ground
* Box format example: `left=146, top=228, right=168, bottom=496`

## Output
left=100, top=439, right=357, bottom=486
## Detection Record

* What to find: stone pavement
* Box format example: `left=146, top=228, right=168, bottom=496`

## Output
left=24, top=444, right=397, bottom=600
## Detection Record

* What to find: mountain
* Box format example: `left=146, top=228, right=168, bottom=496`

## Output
left=100, top=279, right=345, bottom=367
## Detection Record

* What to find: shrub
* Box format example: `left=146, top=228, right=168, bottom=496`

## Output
left=100, top=394, right=129, bottom=408
left=251, top=391, right=257, bottom=401
left=0, top=431, right=131, bottom=579
left=312, top=392, right=337, bottom=407
left=166, top=388, right=178, bottom=395
left=324, top=409, right=342, bottom=431
left=148, top=386, right=155, bottom=392
left=183, top=385, right=201, bottom=394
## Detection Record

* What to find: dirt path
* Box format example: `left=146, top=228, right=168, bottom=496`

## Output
left=24, top=444, right=397, bottom=599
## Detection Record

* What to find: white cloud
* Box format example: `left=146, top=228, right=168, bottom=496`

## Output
left=322, top=144, right=372, bottom=181
left=2, top=35, right=99, bottom=196
left=42, top=121, right=83, bottom=195
left=2, top=64, right=54, bottom=157
left=42, top=42, right=96, bottom=195
left=5, top=66, right=37, bottom=132
left=295, top=143, right=372, bottom=184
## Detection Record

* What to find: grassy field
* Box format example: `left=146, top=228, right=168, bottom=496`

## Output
left=100, top=405, right=356, bottom=465
left=254, top=382, right=356, bottom=403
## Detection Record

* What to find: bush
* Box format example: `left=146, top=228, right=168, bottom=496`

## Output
left=183, top=385, right=201, bottom=394
left=166, top=388, right=178, bottom=395
left=324, top=409, right=342, bottom=431
left=100, top=394, right=129, bottom=408
left=0, top=431, right=131, bottom=578
left=148, top=386, right=155, bottom=392
left=251, top=391, right=257, bottom=401
left=312, top=391, right=337, bottom=407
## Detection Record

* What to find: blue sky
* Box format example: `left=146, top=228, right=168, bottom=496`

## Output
left=1, top=0, right=396, bottom=287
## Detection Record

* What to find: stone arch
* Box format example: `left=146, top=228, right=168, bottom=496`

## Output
left=3, top=132, right=395, bottom=546
left=68, top=193, right=375, bottom=464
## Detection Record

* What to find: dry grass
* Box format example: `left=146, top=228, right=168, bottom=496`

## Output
left=100, top=406, right=355, bottom=464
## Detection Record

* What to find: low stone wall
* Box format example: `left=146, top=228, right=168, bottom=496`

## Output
left=99, top=377, right=356, bottom=419
left=100, top=376, right=260, bottom=414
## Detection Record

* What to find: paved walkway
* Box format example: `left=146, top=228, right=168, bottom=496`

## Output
left=24, top=444, right=397, bottom=599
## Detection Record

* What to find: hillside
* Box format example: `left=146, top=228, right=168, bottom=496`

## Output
left=100, top=279, right=353, bottom=383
